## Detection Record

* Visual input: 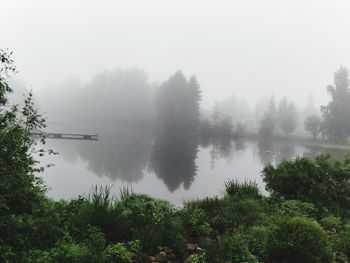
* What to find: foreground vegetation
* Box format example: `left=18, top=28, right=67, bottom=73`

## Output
left=4, top=154, right=350, bottom=263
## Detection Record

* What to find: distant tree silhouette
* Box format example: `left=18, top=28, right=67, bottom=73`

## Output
left=259, top=96, right=277, bottom=138
left=200, top=102, right=233, bottom=139
left=78, top=69, right=154, bottom=129
left=278, top=97, right=297, bottom=136
left=304, top=115, right=321, bottom=139
left=321, top=67, right=350, bottom=143
left=212, top=102, right=220, bottom=126
left=259, top=112, right=275, bottom=138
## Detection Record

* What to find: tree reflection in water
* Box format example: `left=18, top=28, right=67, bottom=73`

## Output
left=78, top=126, right=153, bottom=183
left=151, top=134, right=198, bottom=192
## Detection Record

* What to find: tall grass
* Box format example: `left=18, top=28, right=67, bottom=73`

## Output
left=119, top=186, right=132, bottom=201
left=225, top=179, right=261, bottom=199
left=89, top=185, right=115, bottom=208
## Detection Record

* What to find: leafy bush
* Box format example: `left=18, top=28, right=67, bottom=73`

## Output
left=179, top=205, right=212, bottom=240
left=115, top=193, right=185, bottom=254
left=230, top=199, right=266, bottom=228
left=127, top=239, right=141, bottom=255
left=185, top=196, right=266, bottom=234
left=263, top=154, right=350, bottom=216
left=188, top=251, right=206, bottom=263
left=276, top=200, right=317, bottom=218
left=206, top=233, right=258, bottom=263
left=25, top=230, right=106, bottom=263
left=320, top=216, right=342, bottom=233
left=0, top=200, right=73, bottom=262
left=185, top=197, right=230, bottom=234
left=333, top=251, right=348, bottom=263
left=267, top=217, right=332, bottom=263
left=104, top=243, right=132, bottom=263
left=247, top=226, right=271, bottom=262
left=332, top=223, right=350, bottom=259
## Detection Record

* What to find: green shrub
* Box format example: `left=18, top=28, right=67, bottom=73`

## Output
left=206, top=233, right=257, bottom=263
left=277, top=200, right=317, bottom=218
left=185, top=196, right=266, bottom=234
left=0, top=207, right=66, bottom=262
left=180, top=205, right=212, bottom=240
left=333, top=251, right=348, bottom=263
left=230, top=199, right=266, bottom=228
left=225, top=179, right=261, bottom=200
left=333, top=223, right=350, bottom=259
left=262, top=154, right=350, bottom=216
left=184, top=197, right=230, bottom=234
left=267, top=217, right=332, bottom=263
left=104, top=243, right=132, bottom=263
left=26, top=231, right=106, bottom=263
left=0, top=240, right=14, bottom=263
left=128, top=239, right=141, bottom=255
left=189, top=251, right=206, bottom=263
left=247, top=226, right=271, bottom=262
left=116, top=193, right=185, bottom=254
left=320, top=216, right=342, bottom=233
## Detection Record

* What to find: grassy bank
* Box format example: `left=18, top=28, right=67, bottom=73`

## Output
left=243, top=126, right=350, bottom=152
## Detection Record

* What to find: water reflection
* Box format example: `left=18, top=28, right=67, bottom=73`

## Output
left=202, top=137, right=234, bottom=168
left=277, top=143, right=296, bottom=162
left=257, top=138, right=296, bottom=165
left=50, top=130, right=348, bottom=195
left=234, top=139, right=246, bottom=151
left=257, top=138, right=274, bottom=165
left=78, top=127, right=153, bottom=183
left=302, top=145, right=348, bottom=160
left=150, top=135, right=198, bottom=192
left=49, top=125, right=154, bottom=184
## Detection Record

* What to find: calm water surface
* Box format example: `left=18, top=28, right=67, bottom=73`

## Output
left=39, top=130, right=348, bottom=206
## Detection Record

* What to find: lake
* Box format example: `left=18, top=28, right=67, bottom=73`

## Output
left=39, top=129, right=348, bottom=206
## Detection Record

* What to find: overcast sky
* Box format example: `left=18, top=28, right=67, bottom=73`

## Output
left=2, top=0, right=350, bottom=108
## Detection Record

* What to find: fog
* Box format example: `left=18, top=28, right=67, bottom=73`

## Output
left=3, top=0, right=350, bottom=201
left=3, top=0, right=350, bottom=109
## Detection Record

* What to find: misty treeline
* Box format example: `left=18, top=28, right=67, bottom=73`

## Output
left=298, top=67, right=350, bottom=143
left=10, top=61, right=350, bottom=148
left=256, top=67, right=350, bottom=144
left=27, top=65, right=350, bottom=192
left=258, top=96, right=297, bottom=138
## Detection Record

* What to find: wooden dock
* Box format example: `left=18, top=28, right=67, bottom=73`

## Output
left=30, top=131, right=98, bottom=141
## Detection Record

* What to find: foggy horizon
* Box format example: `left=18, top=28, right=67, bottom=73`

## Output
left=3, top=0, right=350, bottom=109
